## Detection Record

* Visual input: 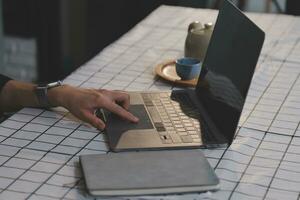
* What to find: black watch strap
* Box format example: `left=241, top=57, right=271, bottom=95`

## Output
left=35, top=81, right=62, bottom=108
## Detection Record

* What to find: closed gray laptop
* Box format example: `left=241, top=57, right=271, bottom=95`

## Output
left=100, top=0, right=265, bottom=152
left=80, top=149, right=220, bottom=196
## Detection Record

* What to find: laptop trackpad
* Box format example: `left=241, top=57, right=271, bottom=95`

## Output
left=105, top=104, right=154, bottom=130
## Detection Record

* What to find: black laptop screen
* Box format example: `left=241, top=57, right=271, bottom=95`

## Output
left=195, top=0, right=265, bottom=143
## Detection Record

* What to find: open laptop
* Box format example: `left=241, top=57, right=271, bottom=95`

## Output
left=100, top=0, right=265, bottom=152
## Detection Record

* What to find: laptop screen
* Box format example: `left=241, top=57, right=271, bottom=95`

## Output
left=195, top=0, right=265, bottom=144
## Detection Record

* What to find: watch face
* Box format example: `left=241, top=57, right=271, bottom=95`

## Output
left=37, top=81, right=62, bottom=89
left=48, top=81, right=62, bottom=88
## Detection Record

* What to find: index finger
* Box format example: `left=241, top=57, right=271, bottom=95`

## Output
left=104, top=101, right=139, bottom=123
left=112, top=91, right=130, bottom=110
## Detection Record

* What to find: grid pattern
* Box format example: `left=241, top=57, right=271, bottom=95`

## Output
left=0, top=5, right=300, bottom=200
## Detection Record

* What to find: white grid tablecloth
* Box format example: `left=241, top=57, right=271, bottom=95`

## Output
left=0, top=5, right=300, bottom=200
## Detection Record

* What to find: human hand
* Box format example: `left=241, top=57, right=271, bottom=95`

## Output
left=48, top=85, right=139, bottom=130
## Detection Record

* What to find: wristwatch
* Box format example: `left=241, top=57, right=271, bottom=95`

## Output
left=35, top=81, right=62, bottom=108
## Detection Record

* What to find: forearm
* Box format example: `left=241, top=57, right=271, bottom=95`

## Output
left=0, top=80, right=39, bottom=112
left=0, top=80, right=74, bottom=113
left=0, top=79, right=138, bottom=129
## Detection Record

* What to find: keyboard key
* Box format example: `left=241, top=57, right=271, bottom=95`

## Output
left=177, top=128, right=185, bottom=132
left=188, top=130, right=198, bottom=135
left=174, top=124, right=184, bottom=128
left=157, top=127, right=166, bottom=132
left=161, top=117, right=169, bottom=121
left=191, top=134, right=200, bottom=139
left=164, top=122, right=172, bottom=127
left=159, top=93, right=168, bottom=98
left=173, top=121, right=181, bottom=125
left=154, top=122, right=166, bottom=132
left=167, top=130, right=176, bottom=134
left=162, top=139, right=172, bottom=144
left=180, top=135, right=193, bottom=143
left=185, top=123, right=194, bottom=127
left=180, top=116, right=189, bottom=120
left=193, top=138, right=201, bottom=143
left=178, top=132, right=188, bottom=136
left=170, top=134, right=182, bottom=143
left=166, top=127, right=175, bottom=131
left=186, top=127, right=196, bottom=131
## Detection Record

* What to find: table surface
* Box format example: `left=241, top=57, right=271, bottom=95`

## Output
left=0, top=5, right=300, bottom=200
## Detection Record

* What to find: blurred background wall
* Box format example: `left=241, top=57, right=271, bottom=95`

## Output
left=0, top=0, right=298, bottom=83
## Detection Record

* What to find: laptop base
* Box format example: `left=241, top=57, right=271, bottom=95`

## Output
left=104, top=90, right=228, bottom=152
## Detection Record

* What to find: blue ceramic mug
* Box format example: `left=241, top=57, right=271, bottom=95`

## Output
left=175, top=57, right=201, bottom=80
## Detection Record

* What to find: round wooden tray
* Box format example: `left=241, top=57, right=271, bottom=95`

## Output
left=154, top=60, right=198, bottom=87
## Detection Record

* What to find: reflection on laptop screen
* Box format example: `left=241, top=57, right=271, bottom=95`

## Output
left=196, top=0, right=265, bottom=143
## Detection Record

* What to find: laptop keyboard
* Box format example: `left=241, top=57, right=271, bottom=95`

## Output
left=142, top=92, right=202, bottom=144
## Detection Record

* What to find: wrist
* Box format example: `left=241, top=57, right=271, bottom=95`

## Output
left=47, top=84, right=72, bottom=108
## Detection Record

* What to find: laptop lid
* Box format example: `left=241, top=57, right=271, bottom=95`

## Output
left=195, top=0, right=265, bottom=144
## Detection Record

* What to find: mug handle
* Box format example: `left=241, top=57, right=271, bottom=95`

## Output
left=188, top=21, right=203, bottom=32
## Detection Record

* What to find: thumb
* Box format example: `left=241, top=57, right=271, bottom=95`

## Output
left=81, top=110, right=106, bottom=130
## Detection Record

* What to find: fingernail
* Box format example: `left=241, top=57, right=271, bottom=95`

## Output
left=98, top=124, right=105, bottom=130
left=133, top=116, right=139, bottom=122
